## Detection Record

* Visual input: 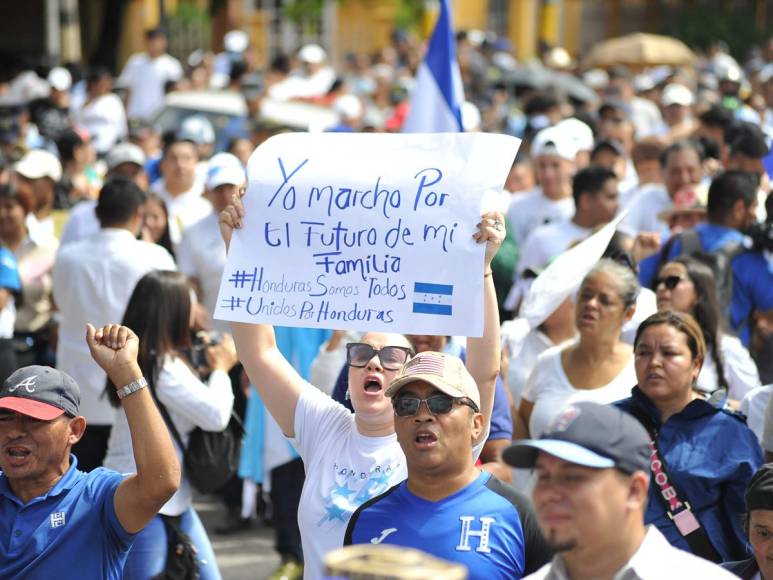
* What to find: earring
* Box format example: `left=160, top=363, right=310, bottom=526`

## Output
left=345, top=388, right=350, bottom=401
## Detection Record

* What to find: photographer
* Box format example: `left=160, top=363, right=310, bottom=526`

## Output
left=102, top=270, right=238, bottom=579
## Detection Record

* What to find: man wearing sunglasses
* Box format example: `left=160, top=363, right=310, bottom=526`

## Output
left=344, top=351, right=551, bottom=579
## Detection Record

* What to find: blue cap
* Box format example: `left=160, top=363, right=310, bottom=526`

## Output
left=503, top=402, right=650, bottom=475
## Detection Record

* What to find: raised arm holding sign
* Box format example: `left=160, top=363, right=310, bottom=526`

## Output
left=217, top=132, right=518, bottom=579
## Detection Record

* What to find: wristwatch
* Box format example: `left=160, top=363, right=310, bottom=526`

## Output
left=116, top=377, right=148, bottom=400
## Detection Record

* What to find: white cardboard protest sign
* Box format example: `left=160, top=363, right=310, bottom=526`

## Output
left=214, top=132, right=520, bottom=336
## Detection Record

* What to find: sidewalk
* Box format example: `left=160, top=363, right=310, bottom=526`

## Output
left=195, top=496, right=281, bottom=579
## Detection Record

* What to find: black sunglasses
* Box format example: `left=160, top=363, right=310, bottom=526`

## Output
left=346, top=342, right=414, bottom=371
left=653, top=275, right=683, bottom=291
left=392, top=394, right=479, bottom=417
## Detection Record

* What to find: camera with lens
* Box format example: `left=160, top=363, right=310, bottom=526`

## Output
left=187, top=331, right=224, bottom=373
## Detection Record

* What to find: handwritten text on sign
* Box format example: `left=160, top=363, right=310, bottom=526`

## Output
left=214, top=133, right=520, bottom=336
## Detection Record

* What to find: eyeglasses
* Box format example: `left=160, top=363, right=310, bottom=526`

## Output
left=653, top=275, right=683, bottom=291
left=346, top=343, right=414, bottom=371
left=392, top=394, right=479, bottom=417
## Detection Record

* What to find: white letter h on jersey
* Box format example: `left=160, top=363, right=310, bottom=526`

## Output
left=456, top=516, right=495, bottom=553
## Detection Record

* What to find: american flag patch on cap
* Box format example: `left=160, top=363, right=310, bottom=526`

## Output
left=403, top=353, right=445, bottom=377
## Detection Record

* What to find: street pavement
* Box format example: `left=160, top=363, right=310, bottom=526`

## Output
left=195, top=496, right=281, bottom=579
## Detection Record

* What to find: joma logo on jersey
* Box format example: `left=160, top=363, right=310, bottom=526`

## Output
left=456, top=516, right=495, bottom=553
left=9, top=376, right=37, bottom=394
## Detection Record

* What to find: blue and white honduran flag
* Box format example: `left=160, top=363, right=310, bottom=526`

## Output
left=413, top=282, right=453, bottom=316
left=402, top=0, right=464, bottom=133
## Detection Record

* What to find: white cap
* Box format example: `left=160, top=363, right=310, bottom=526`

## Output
left=224, top=30, right=249, bottom=54
left=14, top=149, right=62, bottom=181
left=556, top=118, right=594, bottom=152
left=47, top=67, right=72, bottom=92
left=531, top=126, right=579, bottom=162
left=206, top=153, right=245, bottom=190
left=583, top=68, right=608, bottom=89
left=178, top=115, right=215, bottom=145
left=106, top=142, right=146, bottom=171
left=661, top=83, right=694, bottom=107
left=333, top=94, right=363, bottom=120
left=298, top=44, right=326, bottom=64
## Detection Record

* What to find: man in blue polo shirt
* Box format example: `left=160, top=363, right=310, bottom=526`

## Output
left=344, top=351, right=551, bottom=579
left=0, top=323, right=180, bottom=578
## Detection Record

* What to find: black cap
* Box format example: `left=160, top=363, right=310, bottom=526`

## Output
left=503, top=402, right=650, bottom=475
left=746, top=464, right=773, bottom=511
left=0, top=366, right=80, bottom=420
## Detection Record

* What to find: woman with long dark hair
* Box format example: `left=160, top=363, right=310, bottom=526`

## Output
left=102, top=270, right=238, bottom=579
left=653, top=256, right=760, bottom=401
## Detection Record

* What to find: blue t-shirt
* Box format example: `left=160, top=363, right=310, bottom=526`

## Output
left=0, top=247, right=20, bottom=292
left=344, top=472, right=551, bottom=579
left=0, top=455, right=135, bottom=579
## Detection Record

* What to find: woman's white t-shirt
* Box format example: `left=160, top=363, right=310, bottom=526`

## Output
left=523, top=343, right=636, bottom=438
left=696, top=334, right=761, bottom=400
left=103, top=355, right=233, bottom=516
left=291, top=383, right=484, bottom=579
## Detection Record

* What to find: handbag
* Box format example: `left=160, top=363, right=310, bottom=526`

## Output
left=157, top=401, right=245, bottom=494
left=629, top=406, right=722, bottom=563
left=151, top=514, right=199, bottom=580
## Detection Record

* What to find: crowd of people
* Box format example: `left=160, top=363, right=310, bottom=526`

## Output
left=0, top=16, right=771, bottom=580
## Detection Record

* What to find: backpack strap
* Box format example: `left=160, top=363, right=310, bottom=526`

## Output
left=679, top=229, right=703, bottom=255
left=628, top=405, right=722, bottom=563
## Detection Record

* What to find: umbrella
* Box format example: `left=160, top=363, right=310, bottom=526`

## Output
left=503, top=65, right=596, bottom=103
left=582, top=33, right=696, bottom=70
left=547, top=71, right=597, bottom=103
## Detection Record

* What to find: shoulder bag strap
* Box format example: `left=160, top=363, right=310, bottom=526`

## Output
left=628, top=406, right=722, bottom=563
left=155, top=398, right=188, bottom=454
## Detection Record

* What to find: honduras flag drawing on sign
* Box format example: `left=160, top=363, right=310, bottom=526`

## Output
left=402, top=0, right=464, bottom=133
left=413, top=282, right=453, bottom=316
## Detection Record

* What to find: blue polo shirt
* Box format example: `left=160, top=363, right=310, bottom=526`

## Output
left=0, top=455, right=135, bottom=579
left=344, top=472, right=551, bottom=579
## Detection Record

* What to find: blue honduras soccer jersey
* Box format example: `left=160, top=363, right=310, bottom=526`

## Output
left=344, top=471, right=551, bottom=579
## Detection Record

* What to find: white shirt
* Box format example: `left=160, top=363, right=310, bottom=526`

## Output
left=150, top=179, right=211, bottom=245
left=506, top=187, right=575, bottom=248
left=24, top=213, right=56, bottom=248
left=620, top=185, right=671, bottom=236
left=519, top=219, right=591, bottom=275
left=501, top=319, right=563, bottom=406
left=524, top=342, right=636, bottom=438
left=119, top=52, right=183, bottom=120
left=176, top=212, right=227, bottom=331
left=59, top=200, right=99, bottom=246
left=741, top=384, right=771, bottom=444
left=526, top=525, right=736, bottom=579
left=15, top=235, right=58, bottom=333
left=697, top=335, right=761, bottom=400
left=308, top=331, right=362, bottom=396
left=52, top=228, right=177, bottom=424
left=291, top=384, right=485, bottom=580
left=0, top=299, right=15, bottom=339
left=103, top=356, right=233, bottom=516
left=73, top=93, right=127, bottom=154
left=621, top=288, right=658, bottom=345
